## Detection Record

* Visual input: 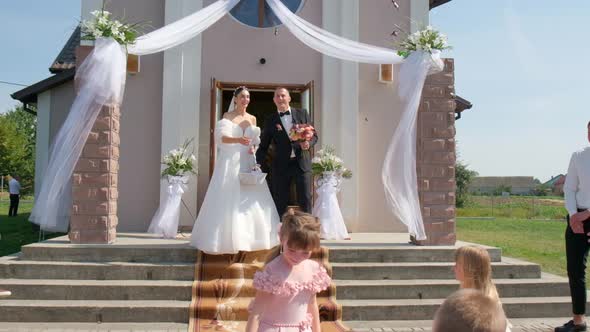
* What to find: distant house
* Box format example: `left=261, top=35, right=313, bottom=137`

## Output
left=544, top=174, right=566, bottom=196
left=469, top=176, right=537, bottom=195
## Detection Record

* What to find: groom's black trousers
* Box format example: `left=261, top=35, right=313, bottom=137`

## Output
left=565, top=208, right=590, bottom=315
left=272, top=158, right=312, bottom=217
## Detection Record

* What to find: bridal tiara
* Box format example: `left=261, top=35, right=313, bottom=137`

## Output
left=233, top=85, right=248, bottom=96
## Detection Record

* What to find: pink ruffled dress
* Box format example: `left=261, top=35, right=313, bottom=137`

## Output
left=249, top=256, right=331, bottom=332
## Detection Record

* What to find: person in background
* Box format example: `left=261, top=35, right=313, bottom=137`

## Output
left=8, top=175, right=21, bottom=217
left=555, top=120, right=590, bottom=332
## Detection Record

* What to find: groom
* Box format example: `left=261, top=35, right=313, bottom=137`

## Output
left=257, top=87, right=318, bottom=217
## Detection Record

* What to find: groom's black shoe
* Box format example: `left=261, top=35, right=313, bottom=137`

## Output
left=555, top=320, right=587, bottom=332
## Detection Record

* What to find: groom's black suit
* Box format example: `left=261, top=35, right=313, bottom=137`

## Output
left=256, top=108, right=318, bottom=217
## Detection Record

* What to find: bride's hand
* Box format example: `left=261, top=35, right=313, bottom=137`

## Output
left=237, top=136, right=251, bottom=146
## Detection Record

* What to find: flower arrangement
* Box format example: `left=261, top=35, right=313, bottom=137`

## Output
left=311, top=146, right=352, bottom=179
left=161, top=139, right=197, bottom=178
left=289, top=124, right=316, bottom=142
left=81, top=8, right=143, bottom=46
left=397, top=26, right=451, bottom=58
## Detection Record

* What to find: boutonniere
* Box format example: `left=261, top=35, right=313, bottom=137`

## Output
left=276, top=124, right=283, bottom=131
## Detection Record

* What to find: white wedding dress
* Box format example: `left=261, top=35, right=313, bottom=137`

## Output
left=190, top=118, right=280, bottom=254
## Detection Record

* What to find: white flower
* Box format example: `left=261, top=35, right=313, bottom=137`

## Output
left=312, top=157, right=321, bottom=163
left=178, top=158, right=187, bottom=166
left=191, top=155, right=196, bottom=161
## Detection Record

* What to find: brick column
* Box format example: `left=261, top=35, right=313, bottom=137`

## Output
left=415, top=58, right=457, bottom=246
left=69, top=105, right=120, bottom=244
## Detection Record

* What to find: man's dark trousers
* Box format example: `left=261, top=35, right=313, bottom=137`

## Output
left=8, top=194, right=19, bottom=217
left=566, top=208, right=590, bottom=315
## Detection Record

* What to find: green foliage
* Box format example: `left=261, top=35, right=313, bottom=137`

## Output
left=531, top=183, right=550, bottom=196
left=0, top=106, right=36, bottom=194
left=492, top=184, right=512, bottom=196
left=458, top=195, right=567, bottom=220
left=455, top=161, right=478, bottom=208
left=457, top=218, right=569, bottom=284
left=0, top=201, right=64, bottom=256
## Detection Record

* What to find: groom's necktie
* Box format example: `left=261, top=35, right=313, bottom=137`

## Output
left=279, top=110, right=291, bottom=117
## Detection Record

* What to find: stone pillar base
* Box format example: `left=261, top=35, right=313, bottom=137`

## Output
left=69, top=105, right=120, bottom=244
left=414, top=59, right=457, bottom=246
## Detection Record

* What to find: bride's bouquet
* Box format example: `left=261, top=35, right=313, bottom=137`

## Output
left=289, top=124, right=316, bottom=142
left=311, top=146, right=352, bottom=180
left=397, top=26, right=451, bottom=58
left=161, top=139, right=197, bottom=178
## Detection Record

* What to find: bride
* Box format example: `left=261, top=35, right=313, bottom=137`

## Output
left=190, top=86, right=280, bottom=254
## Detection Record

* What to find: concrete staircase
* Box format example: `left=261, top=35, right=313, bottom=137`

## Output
left=0, top=232, right=582, bottom=328
left=322, top=233, right=585, bottom=328
left=0, top=234, right=195, bottom=323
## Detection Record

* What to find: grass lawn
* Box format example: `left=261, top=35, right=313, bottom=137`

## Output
left=0, top=200, right=65, bottom=257
left=457, top=218, right=568, bottom=279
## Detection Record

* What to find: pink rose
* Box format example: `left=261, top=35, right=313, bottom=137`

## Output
left=276, top=124, right=283, bottom=131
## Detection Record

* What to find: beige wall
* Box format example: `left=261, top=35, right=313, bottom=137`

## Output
left=356, top=1, right=413, bottom=232
left=104, top=1, right=165, bottom=231
left=196, top=0, right=323, bottom=210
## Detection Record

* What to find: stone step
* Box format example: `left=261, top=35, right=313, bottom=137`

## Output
left=0, top=322, right=189, bottom=332
left=0, top=256, right=195, bottom=280
left=335, top=275, right=569, bottom=299
left=0, top=279, right=194, bottom=300
left=20, top=242, right=197, bottom=263
left=345, top=318, right=575, bottom=331
left=0, top=300, right=189, bottom=323
left=0, top=278, right=335, bottom=300
left=331, top=257, right=541, bottom=280
left=340, top=296, right=590, bottom=321
left=326, top=245, right=501, bottom=263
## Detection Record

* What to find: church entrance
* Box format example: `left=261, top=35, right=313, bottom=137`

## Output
left=209, top=80, right=315, bottom=210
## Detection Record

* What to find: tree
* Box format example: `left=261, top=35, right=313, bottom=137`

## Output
left=455, top=160, right=478, bottom=208
left=0, top=105, right=36, bottom=195
left=492, top=184, right=512, bottom=196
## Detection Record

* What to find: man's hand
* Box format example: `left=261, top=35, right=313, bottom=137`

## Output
left=570, top=210, right=590, bottom=234
left=300, top=141, right=310, bottom=150
left=571, top=210, right=590, bottom=224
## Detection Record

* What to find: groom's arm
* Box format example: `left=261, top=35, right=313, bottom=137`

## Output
left=304, top=109, right=318, bottom=148
left=256, top=119, right=272, bottom=171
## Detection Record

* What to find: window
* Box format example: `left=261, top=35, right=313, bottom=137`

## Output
left=229, top=0, right=305, bottom=28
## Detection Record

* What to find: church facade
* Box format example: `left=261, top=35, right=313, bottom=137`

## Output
left=12, top=0, right=460, bottom=244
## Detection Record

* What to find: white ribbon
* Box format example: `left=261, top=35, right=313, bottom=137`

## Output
left=148, top=175, right=189, bottom=239
left=312, top=172, right=349, bottom=240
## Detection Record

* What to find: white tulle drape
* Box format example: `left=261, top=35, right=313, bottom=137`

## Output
left=266, top=0, right=443, bottom=240
left=148, top=176, right=189, bottom=239
left=265, top=0, right=404, bottom=65
left=30, top=38, right=127, bottom=232
left=128, top=0, right=240, bottom=55
left=383, top=51, right=444, bottom=240
left=313, top=173, right=350, bottom=240
left=31, top=0, right=238, bottom=232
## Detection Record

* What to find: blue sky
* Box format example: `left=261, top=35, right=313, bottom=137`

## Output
left=0, top=1, right=81, bottom=113
left=0, top=0, right=588, bottom=182
left=431, top=0, right=590, bottom=181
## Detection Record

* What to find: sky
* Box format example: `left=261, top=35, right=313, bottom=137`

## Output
left=430, top=0, right=590, bottom=182
left=0, top=1, right=588, bottom=182
left=0, top=1, right=81, bottom=113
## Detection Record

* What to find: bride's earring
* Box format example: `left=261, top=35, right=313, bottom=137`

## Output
left=279, top=245, right=283, bottom=254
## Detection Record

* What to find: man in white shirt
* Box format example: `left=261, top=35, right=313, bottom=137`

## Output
left=556, top=121, right=590, bottom=332
left=8, top=176, right=21, bottom=217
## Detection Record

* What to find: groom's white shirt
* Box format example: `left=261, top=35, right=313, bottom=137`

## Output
left=278, top=108, right=295, bottom=158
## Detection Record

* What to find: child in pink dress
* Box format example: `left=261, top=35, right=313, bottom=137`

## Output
left=246, top=211, right=331, bottom=332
